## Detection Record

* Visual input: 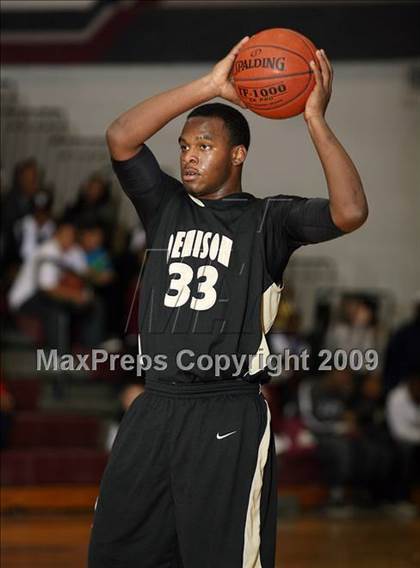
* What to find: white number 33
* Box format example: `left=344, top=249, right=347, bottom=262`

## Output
left=164, top=262, right=218, bottom=311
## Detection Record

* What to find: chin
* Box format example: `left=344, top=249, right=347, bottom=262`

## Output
left=184, top=183, right=204, bottom=195
left=183, top=179, right=218, bottom=198
left=184, top=185, right=197, bottom=194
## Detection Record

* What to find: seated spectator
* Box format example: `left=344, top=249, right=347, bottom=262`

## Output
left=386, top=370, right=420, bottom=513
left=13, top=190, right=56, bottom=262
left=1, top=157, right=41, bottom=270
left=383, top=293, right=420, bottom=393
left=65, top=174, right=115, bottom=235
left=351, top=373, right=394, bottom=506
left=266, top=299, right=309, bottom=424
left=8, top=220, right=104, bottom=353
left=268, top=311, right=309, bottom=379
left=325, top=296, right=380, bottom=369
left=299, top=369, right=357, bottom=513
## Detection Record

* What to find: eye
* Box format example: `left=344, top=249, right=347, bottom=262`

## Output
left=179, top=144, right=188, bottom=152
left=200, top=144, right=211, bottom=150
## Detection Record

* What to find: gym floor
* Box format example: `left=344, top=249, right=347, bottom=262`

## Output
left=1, top=514, right=419, bottom=567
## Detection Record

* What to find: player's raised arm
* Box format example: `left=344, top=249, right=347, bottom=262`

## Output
left=304, top=49, right=368, bottom=233
left=106, top=37, right=249, bottom=161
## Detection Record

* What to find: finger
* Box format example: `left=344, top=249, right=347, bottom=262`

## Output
left=227, top=36, right=250, bottom=59
left=321, top=49, right=334, bottom=90
left=316, top=49, right=330, bottom=91
left=321, top=49, right=333, bottom=76
left=310, top=58, right=322, bottom=89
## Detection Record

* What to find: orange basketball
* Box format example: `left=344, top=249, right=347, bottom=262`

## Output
left=232, top=28, right=317, bottom=119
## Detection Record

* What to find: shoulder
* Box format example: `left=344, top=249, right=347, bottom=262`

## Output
left=261, top=194, right=306, bottom=215
left=257, top=194, right=304, bottom=234
left=21, top=215, right=34, bottom=228
left=262, top=194, right=306, bottom=209
left=113, top=144, right=183, bottom=197
left=111, top=144, right=161, bottom=181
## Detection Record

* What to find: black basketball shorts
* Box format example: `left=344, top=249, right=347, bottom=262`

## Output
left=88, top=379, right=277, bottom=568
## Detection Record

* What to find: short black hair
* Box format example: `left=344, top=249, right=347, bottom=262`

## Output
left=187, top=103, right=250, bottom=150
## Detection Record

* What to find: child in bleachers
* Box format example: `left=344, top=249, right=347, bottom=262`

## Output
left=80, top=225, right=114, bottom=287
left=80, top=225, right=120, bottom=348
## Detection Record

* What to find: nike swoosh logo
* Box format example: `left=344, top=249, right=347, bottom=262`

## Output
left=216, top=430, right=237, bottom=440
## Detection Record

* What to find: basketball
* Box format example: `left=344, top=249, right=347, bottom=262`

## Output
left=232, top=28, right=318, bottom=119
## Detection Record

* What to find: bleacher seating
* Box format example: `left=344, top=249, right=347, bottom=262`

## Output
left=1, top=373, right=108, bottom=487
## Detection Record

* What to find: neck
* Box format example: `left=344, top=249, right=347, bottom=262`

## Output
left=197, top=172, right=243, bottom=201
left=201, top=186, right=242, bottom=201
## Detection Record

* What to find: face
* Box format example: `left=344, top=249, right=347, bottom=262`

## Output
left=19, top=164, right=39, bottom=195
left=179, top=116, right=244, bottom=198
left=81, top=228, right=103, bottom=251
left=85, top=179, right=105, bottom=203
left=57, top=224, right=76, bottom=250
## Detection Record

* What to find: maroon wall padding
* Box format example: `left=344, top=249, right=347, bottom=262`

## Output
left=1, top=448, right=108, bottom=485
left=5, top=379, right=41, bottom=411
left=277, top=453, right=323, bottom=486
left=275, top=417, right=324, bottom=485
left=9, top=413, right=102, bottom=448
left=14, top=314, right=45, bottom=344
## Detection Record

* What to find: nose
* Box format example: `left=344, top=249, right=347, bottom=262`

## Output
left=183, top=149, right=198, bottom=165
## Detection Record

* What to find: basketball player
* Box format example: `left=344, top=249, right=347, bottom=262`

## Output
left=88, top=37, right=368, bottom=567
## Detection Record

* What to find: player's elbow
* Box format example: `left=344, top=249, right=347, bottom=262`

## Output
left=334, top=205, right=369, bottom=233
left=106, top=120, right=126, bottom=153
left=106, top=119, right=143, bottom=161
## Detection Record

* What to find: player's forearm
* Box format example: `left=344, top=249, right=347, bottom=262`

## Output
left=106, top=74, right=217, bottom=160
left=307, top=115, right=368, bottom=232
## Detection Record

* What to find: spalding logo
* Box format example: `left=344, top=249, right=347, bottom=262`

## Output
left=235, top=57, right=286, bottom=74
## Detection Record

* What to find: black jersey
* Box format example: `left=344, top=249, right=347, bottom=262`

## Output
left=113, top=145, right=344, bottom=383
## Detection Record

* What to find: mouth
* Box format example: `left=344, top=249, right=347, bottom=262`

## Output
left=182, top=168, right=201, bottom=182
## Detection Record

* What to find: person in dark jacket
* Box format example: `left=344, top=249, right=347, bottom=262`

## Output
left=65, top=174, right=115, bottom=235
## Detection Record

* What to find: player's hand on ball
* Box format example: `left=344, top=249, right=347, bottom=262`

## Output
left=208, top=36, right=249, bottom=108
left=304, top=49, right=333, bottom=122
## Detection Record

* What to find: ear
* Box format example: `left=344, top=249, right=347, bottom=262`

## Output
left=231, top=145, right=247, bottom=166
